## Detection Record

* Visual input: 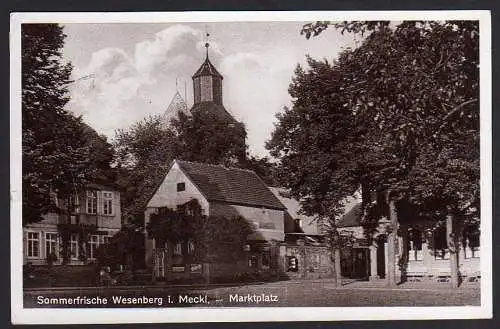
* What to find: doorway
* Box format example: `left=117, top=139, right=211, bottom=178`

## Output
left=376, top=236, right=386, bottom=279
left=341, top=247, right=370, bottom=280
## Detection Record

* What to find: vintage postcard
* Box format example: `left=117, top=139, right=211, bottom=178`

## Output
left=10, top=11, right=492, bottom=324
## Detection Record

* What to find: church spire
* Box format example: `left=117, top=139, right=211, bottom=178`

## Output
left=192, top=32, right=223, bottom=106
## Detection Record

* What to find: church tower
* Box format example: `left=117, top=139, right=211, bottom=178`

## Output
left=188, top=36, right=247, bottom=164
left=192, top=43, right=223, bottom=105
left=190, top=39, right=237, bottom=124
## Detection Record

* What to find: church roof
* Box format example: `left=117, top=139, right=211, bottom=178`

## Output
left=162, top=91, right=189, bottom=125
left=176, top=160, right=286, bottom=210
left=192, top=57, right=223, bottom=79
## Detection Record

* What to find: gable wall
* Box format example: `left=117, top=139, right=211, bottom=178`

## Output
left=145, top=161, right=209, bottom=212
left=210, top=202, right=285, bottom=241
left=144, top=162, right=209, bottom=265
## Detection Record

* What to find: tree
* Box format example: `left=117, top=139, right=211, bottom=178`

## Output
left=170, top=109, right=248, bottom=167
left=22, top=24, right=94, bottom=225
left=267, top=57, right=371, bottom=287
left=332, top=20, right=479, bottom=288
left=97, top=224, right=146, bottom=271
left=146, top=200, right=254, bottom=265
left=113, top=115, right=177, bottom=225
left=268, top=20, right=479, bottom=287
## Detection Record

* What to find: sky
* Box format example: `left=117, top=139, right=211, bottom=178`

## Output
left=62, top=22, right=358, bottom=157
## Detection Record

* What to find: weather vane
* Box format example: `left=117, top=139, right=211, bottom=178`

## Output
left=204, top=27, right=210, bottom=58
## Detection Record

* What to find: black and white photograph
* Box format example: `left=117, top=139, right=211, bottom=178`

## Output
left=10, top=11, right=492, bottom=324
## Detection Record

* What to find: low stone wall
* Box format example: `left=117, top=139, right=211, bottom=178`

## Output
left=282, top=244, right=333, bottom=280
left=149, top=241, right=335, bottom=284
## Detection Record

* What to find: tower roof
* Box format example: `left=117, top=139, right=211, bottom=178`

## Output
left=192, top=57, right=223, bottom=79
left=190, top=102, right=237, bottom=124
left=162, top=91, right=189, bottom=125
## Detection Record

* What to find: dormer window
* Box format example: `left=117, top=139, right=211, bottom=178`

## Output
left=177, top=182, right=186, bottom=192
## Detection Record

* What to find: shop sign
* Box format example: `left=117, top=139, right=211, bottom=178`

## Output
left=190, top=264, right=202, bottom=273
left=172, top=266, right=185, bottom=272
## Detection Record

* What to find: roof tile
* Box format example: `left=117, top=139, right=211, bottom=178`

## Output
left=176, top=160, right=285, bottom=210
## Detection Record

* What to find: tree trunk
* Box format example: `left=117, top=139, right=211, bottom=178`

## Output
left=446, top=212, right=460, bottom=288
left=386, top=198, right=398, bottom=286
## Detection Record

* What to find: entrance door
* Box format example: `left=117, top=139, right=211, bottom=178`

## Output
left=341, top=248, right=369, bottom=279
left=376, top=237, right=386, bottom=278
left=154, top=249, right=165, bottom=279
left=353, top=248, right=369, bottom=279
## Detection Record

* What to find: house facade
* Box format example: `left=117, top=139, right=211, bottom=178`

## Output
left=23, top=183, right=122, bottom=266
left=336, top=196, right=481, bottom=282
left=144, top=160, right=288, bottom=281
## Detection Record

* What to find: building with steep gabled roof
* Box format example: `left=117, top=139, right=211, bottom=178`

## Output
left=162, top=91, right=189, bottom=127
left=144, top=159, right=289, bottom=281
left=145, top=159, right=286, bottom=239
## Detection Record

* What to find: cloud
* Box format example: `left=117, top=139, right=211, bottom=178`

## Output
left=66, top=25, right=297, bottom=157
left=67, top=24, right=209, bottom=139
left=220, top=49, right=296, bottom=156
left=134, top=25, right=201, bottom=75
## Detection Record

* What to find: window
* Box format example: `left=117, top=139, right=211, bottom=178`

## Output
left=262, top=251, right=271, bottom=269
left=287, top=256, right=298, bottom=272
left=173, top=242, right=183, bottom=256
left=102, top=192, right=114, bottom=215
left=463, top=223, right=480, bottom=258
left=187, top=240, right=195, bottom=255
left=248, top=255, right=258, bottom=268
left=68, top=194, right=80, bottom=214
left=86, top=191, right=97, bottom=214
left=26, top=231, right=40, bottom=258
left=45, top=232, right=59, bottom=260
left=178, top=204, right=196, bottom=216
left=88, top=235, right=99, bottom=260
left=70, top=234, right=79, bottom=260
left=177, top=182, right=186, bottom=192
left=102, top=235, right=111, bottom=245
left=433, top=226, right=450, bottom=260
left=172, top=242, right=183, bottom=266
left=311, top=253, right=321, bottom=270
left=408, top=228, right=423, bottom=261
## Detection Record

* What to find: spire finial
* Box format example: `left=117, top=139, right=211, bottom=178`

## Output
left=204, top=28, right=210, bottom=59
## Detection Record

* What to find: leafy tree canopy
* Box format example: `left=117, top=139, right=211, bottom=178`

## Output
left=146, top=200, right=255, bottom=263
left=267, top=21, right=479, bottom=228
left=113, top=115, right=177, bottom=223
left=22, top=24, right=114, bottom=225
